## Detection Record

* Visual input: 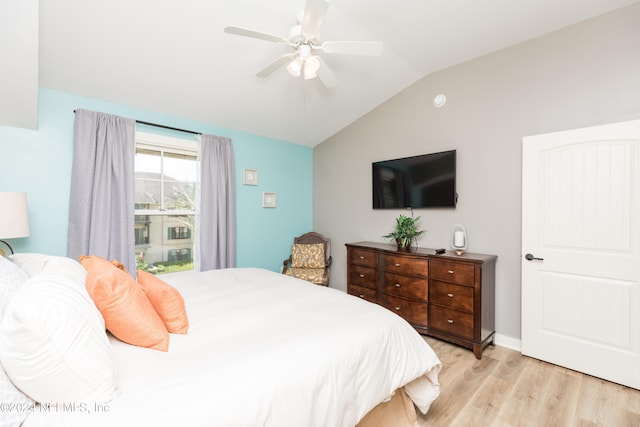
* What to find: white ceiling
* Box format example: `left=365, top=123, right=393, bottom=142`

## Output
left=37, top=0, right=638, bottom=147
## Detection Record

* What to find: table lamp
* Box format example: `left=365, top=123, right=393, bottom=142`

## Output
left=450, top=224, right=467, bottom=256
left=0, top=192, right=30, bottom=256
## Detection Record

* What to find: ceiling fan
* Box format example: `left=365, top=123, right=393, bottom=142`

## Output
left=224, top=0, right=383, bottom=88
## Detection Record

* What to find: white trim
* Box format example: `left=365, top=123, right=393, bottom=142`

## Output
left=136, top=131, right=197, bottom=154
left=134, top=209, right=194, bottom=216
left=494, top=333, right=522, bottom=352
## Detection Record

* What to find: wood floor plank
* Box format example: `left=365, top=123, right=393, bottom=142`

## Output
left=489, top=345, right=528, bottom=384
left=537, top=367, right=581, bottom=426
left=421, top=348, right=499, bottom=425
left=452, top=375, right=511, bottom=426
left=497, top=358, right=558, bottom=425
left=417, top=337, right=640, bottom=427
left=575, top=374, right=640, bottom=426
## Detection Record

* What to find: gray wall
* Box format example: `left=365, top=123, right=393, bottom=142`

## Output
left=313, top=4, right=640, bottom=344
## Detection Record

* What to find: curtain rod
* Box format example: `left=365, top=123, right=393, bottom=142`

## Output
left=136, top=120, right=200, bottom=135
left=73, top=110, right=201, bottom=135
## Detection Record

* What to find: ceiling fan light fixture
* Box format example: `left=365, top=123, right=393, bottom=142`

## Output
left=225, top=0, right=382, bottom=88
left=304, top=55, right=320, bottom=80
left=287, top=57, right=303, bottom=77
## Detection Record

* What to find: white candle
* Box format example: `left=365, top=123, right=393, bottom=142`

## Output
left=454, top=230, right=465, bottom=247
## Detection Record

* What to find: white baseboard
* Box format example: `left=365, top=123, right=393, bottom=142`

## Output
left=494, top=333, right=521, bottom=352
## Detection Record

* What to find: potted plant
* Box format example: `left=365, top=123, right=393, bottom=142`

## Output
left=383, top=214, right=426, bottom=250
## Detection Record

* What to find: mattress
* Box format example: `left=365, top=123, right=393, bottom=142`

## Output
left=23, top=268, right=441, bottom=426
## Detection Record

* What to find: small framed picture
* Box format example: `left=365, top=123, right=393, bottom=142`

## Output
left=262, top=192, right=276, bottom=208
left=243, top=169, right=258, bottom=186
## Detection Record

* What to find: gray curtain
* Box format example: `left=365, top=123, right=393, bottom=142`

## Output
left=198, top=134, right=236, bottom=270
left=67, top=109, right=136, bottom=273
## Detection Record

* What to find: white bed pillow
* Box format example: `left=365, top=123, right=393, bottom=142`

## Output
left=0, top=367, right=33, bottom=427
left=9, top=252, right=86, bottom=281
left=0, top=268, right=119, bottom=404
left=0, top=256, right=34, bottom=427
left=0, top=255, right=28, bottom=316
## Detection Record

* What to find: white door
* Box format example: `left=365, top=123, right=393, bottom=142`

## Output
left=522, top=119, right=640, bottom=390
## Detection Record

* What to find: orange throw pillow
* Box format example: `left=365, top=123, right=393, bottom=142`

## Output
left=137, top=270, right=189, bottom=334
left=80, top=256, right=169, bottom=351
left=110, top=259, right=128, bottom=272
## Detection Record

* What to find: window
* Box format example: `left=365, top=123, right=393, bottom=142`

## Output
left=134, top=217, right=150, bottom=245
left=134, top=132, right=197, bottom=275
left=168, top=225, right=191, bottom=240
left=168, top=248, right=192, bottom=262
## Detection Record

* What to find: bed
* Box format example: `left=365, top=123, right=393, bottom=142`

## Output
left=0, top=254, right=440, bottom=427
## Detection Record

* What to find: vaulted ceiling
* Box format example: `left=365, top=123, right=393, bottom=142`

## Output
left=5, top=0, right=639, bottom=146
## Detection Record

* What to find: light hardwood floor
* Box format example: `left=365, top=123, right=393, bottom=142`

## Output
left=417, top=336, right=640, bottom=427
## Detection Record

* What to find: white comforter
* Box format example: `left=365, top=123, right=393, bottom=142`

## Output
left=24, top=268, right=440, bottom=427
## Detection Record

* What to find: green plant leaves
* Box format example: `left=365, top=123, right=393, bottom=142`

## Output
left=383, top=214, right=426, bottom=247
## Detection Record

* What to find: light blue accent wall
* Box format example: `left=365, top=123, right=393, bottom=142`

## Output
left=0, top=88, right=312, bottom=271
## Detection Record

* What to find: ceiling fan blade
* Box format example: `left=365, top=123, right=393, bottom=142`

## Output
left=224, top=26, right=291, bottom=45
left=255, top=54, right=297, bottom=78
left=316, top=56, right=337, bottom=88
left=301, top=0, right=330, bottom=36
left=320, top=41, right=384, bottom=56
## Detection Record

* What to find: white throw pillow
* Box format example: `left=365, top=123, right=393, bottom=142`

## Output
left=0, top=269, right=119, bottom=404
left=0, top=256, right=34, bottom=427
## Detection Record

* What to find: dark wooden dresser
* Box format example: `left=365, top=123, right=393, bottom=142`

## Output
left=346, top=241, right=497, bottom=359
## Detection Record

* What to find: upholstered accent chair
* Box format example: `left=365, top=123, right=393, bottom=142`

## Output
left=282, top=232, right=332, bottom=286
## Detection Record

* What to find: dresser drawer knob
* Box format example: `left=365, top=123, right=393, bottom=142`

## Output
left=395, top=263, right=401, bottom=267
left=394, top=306, right=400, bottom=311
left=448, top=270, right=455, bottom=274
left=359, top=274, right=365, bottom=278
left=447, top=319, right=454, bottom=324
left=394, top=283, right=401, bottom=287
left=359, top=294, right=365, bottom=298
left=447, top=293, right=454, bottom=298
left=359, top=256, right=365, bottom=260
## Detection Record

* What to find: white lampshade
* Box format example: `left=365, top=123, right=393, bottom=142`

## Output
left=286, top=57, right=303, bottom=77
left=450, top=224, right=467, bottom=255
left=303, top=56, right=320, bottom=80
left=0, top=192, right=30, bottom=239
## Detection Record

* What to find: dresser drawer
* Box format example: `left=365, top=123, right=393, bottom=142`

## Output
left=380, top=254, right=428, bottom=278
left=429, top=305, right=474, bottom=340
left=378, top=294, right=428, bottom=327
left=379, top=272, right=428, bottom=302
left=348, top=284, right=376, bottom=303
left=349, top=248, right=377, bottom=268
left=429, top=280, right=474, bottom=313
left=429, top=259, right=475, bottom=285
left=349, top=265, right=377, bottom=289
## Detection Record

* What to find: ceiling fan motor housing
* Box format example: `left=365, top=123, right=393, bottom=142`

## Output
left=288, top=24, right=320, bottom=46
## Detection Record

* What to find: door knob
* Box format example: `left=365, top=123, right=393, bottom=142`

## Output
left=525, top=253, right=544, bottom=261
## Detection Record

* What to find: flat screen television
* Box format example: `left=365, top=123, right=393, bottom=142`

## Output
left=372, top=149, right=457, bottom=209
